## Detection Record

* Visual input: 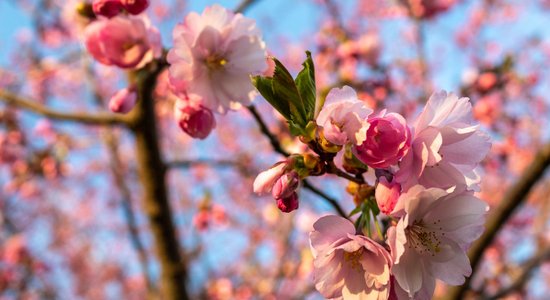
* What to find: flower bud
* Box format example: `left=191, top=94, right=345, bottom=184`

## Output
left=76, top=2, right=96, bottom=19
left=276, top=192, right=299, bottom=213
left=92, top=0, right=124, bottom=18
left=375, top=177, right=401, bottom=215
left=253, top=162, right=287, bottom=195
left=353, top=111, right=411, bottom=169
left=109, top=87, right=136, bottom=113
left=272, top=171, right=299, bottom=200
left=318, top=128, right=342, bottom=154
left=121, top=0, right=149, bottom=15
left=175, top=99, right=216, bottom=139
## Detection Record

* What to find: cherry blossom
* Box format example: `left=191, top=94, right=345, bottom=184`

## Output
left=316, top=85, right=372, bottom=146
left=84, top=15, right=161, bottom=69
left=167, top=4, right=268, bottom=114
left=92, top=0, right=124, bottom=18
left=174, top=96, right=216, bottom=139
left=353, top=111, right=411, bottom=169
left=375, top=177, right=401, bottom=215
left=109, top=87, right=136, bottom=114
left=396, top=91, right=491, bottom=191
left=310, top=215, right=393, bottom=299
left=387, top=185, right=488, bottom=298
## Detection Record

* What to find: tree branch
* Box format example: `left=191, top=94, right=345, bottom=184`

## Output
left=447, top=142, right=550, bottom=300
left=247, top=105, right=348, bottom=217
left=234, top=0, right=260, bottom=14
left=166, top=159, right=240, bottom=169
left=247, top=105, right=290, bottom=157
left=302, top=180, right=347, bottom=218
left=103, top=131, right=156, bottom=298
left=0, top=89, right=130, bottom=126
left=131, top=62, right=189, bottom=300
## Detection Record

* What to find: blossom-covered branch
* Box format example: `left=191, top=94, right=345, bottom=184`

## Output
left=0, top=89, right=131, bottom=126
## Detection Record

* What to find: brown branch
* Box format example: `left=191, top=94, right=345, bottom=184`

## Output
left=247, top=105, right=290, bottom=157
left=166, top=159, right=240, bottom=169
left=447, top=142, right=550, bottom=300
left=0, top=89, right=130, bottom=126
left=131, top=61, right=189, bottom=300
left=234, top=0, right=260, bottom=14
left=103, top=131, right=157, bottom=297
left=82, top=57, right=157, bottom=297
left=485, top=246, right=550, bottom=300
left=247, top=105, right=348, bottom=217
left=325, top=161, right=364, bottom=184
left=302, top=180, right=347, bottom=218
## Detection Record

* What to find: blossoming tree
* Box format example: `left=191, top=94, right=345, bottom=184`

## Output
left=1, top=0, right=550, bottom=299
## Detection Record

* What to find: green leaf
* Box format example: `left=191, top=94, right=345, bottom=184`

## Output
left=272, top=58, right=307, bottom=126
left=251, top=75, right=291, bottom=119
left=295, top=51, right=316, bottom=120
left=288, top=119, right=306, bottom=136
left=349, top=205, right=363, bottom=217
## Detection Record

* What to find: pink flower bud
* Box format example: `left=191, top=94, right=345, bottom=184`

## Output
left=84, top=15, right=161, bottom=69
left=92, top=0, right=124, bottom=18
left=353, top=111, right=411, bottom=169
left=109, top=87, right=137, bottom=113
left=276, top=192, right=299, bottom=213
left=272, top=171, right=299, bottom=199
left=375, top=177, right=401, bottom=215
left=253, top=162, right=287, bottom=195
left=175, top=99, right=216, bottom=139
left=121, top=0, right=149, bottom=15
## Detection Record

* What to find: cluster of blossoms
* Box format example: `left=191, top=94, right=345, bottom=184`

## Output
left=82, top=0, right=158, bottom=113
left=254, top=86, right=491, bottom=299
left=79, top=2, right=491, bottom=298
left=167, top=5, right=268, bottom=139
left=83, top=4, right=267, bottom=139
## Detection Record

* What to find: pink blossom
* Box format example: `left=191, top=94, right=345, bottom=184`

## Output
left=387, top=185, right=487, bottom=299
left=375, top=177, right=401, bottom=215
left=353, top=111, right=411, bottom=169
left=396, top=91, right=491, bottom=191
left=2, top=235, right=28, bottom=265
left=109, top=87, right=136, bottom=113
left=167, top=5, right=267, bottom=114
left=84, top=15, right=161, bottom=69
left=121, top=0, right=149, bottom=15
left=276, top=192, right=299, bottom=213
left=310, top=215, right=393, bottom=299
left=402, top=0, right=457, bottom=19
left=174, top=96, right=216, bottom=140
left=253, top=162, right=287, bottom=195
left=316, top=86, right=372, bottom=146
left=92, top=0, right=124, bottom=18
left=272, top=170, right=300, bottom=200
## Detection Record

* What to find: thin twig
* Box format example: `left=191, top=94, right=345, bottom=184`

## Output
left=447, top=142, right=550, bottom=300
left=234, top=0, right=260, bottom=14
left=326, top=161, right=364, bottom=184
left=0, top=89, right=130, bottom=126
left=166, top=159, right=239, bottom=169
left=302, top=180, right=347, bottom=218
left=247, top=105, right=290, bottom=157
left=247, top=105, right=348, bottom=217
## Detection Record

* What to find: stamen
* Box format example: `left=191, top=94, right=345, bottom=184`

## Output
left=206, top=55, right=228, bottom=70
left=343, top=248, right=364, bottom=271
left=405, top=220, right=443, bottom=256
